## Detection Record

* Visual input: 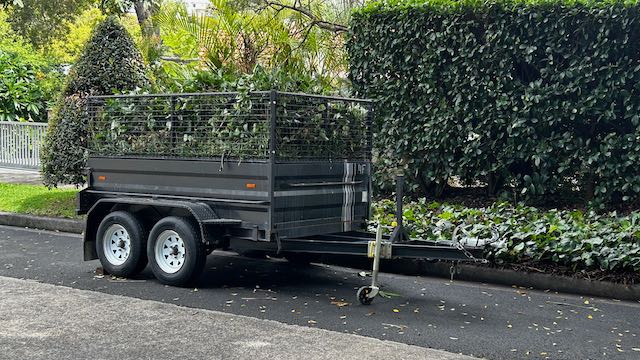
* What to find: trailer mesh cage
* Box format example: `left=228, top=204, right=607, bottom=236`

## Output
left=86, top=91, right=373, bottom=162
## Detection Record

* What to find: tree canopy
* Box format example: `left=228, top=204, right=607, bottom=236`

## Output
left=6, top=0, right=95, bottom=49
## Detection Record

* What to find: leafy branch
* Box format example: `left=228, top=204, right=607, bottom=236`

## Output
left=261, top=0, right=348, bottom=33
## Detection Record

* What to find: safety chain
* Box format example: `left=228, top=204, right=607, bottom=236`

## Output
left=451, top=225, right=489, bottom=264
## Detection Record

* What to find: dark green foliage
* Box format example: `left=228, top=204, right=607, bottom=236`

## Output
left=372, top=198, right=640, bottom=273
left=348, top=0, right=640, bottom=205
left=42, top=95, right=87, bottom=185
left=63, top=17, right=148, bottom=96
left=42, top=16, right=147, bottom=186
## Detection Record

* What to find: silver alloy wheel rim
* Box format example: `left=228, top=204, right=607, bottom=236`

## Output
left=155, top=230, right=186, bottom=274
left=103, top=224, right=131, bottom=266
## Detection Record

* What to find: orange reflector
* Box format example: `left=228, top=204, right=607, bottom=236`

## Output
left=246, top=183, right=256, bottom=189
left=97, top=175, right=106, bottom=181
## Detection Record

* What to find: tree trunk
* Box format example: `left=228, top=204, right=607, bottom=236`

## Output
left=487, top=172, right=503, bottom=196
left=584, top=172, right=595, bottom=201
left=133, top=1, right=159, bottom=37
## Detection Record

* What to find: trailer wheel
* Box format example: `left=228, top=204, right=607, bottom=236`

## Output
left=357, top=286, right=375, bottom=305
left=147, top=217, right=206, bottom=286
left=95, top=211, right=148, bottom=277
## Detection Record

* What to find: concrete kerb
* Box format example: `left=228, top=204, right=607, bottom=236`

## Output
left=0, top=212, right=638, bottom=301
left=0, top=212, right=84, bottom=234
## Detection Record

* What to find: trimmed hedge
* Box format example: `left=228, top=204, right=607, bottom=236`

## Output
left=348, top=0, right=640, bottom=205
left=42, top=17, right=147, bottom=186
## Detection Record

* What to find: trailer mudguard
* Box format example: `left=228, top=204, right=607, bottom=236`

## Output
left=83, top=197, right=223, bottom=261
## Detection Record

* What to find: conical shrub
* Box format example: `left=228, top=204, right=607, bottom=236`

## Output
left=42, top=16, right=148, bottom=186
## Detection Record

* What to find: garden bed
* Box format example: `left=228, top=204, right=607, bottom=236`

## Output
left=371, top=199, right=640, bottom=285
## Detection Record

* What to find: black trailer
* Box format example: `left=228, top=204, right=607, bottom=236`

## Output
left=77, top=91, right=485, bottom=304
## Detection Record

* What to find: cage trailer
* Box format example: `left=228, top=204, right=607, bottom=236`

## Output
left=77, top=91, right=485, bottom=304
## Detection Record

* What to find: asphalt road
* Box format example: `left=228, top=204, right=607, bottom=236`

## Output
left=1, top=225, right=639, bottom=359
left=0, top=276, right=472, bottom=360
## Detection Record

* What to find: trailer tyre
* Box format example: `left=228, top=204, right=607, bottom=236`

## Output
left=357, top=286, right=374, bottom=305
left=147, top=217, right=206, bottom=286
left=96, top=211, right=148, bottom=277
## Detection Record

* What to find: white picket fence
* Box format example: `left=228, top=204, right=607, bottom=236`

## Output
left=0, top=121, right=48, bottom=169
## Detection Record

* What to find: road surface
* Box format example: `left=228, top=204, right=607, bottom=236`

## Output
left=0, top=225, right=638, bottom=359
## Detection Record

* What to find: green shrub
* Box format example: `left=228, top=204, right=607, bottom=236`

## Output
left=62, top=17, right=147, bottom=97
left=348, top=0, right=640, bottom=205
left=0, top=50, right=47, bottom=122
left=0, top=10, right=63, bottom=122
left=42, top=16, right=147, bottom=187
left=371, top=199, right=640, bottom=273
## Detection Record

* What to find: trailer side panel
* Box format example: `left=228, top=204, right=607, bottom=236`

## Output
left=272, top=161, right=370, bottom=238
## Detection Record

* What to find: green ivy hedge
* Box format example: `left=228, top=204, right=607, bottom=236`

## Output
left=371, top=199, right=640, bottom=274
left=348, top=0, right=640, bottom=205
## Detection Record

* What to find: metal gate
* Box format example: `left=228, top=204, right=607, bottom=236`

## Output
left=0, top=121, right=47, bottom=169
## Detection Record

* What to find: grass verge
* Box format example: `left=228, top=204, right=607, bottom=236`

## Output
left=0, top=183, right=79, bottom=218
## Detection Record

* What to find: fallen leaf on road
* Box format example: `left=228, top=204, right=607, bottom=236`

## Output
left=379, top=291, right=401, bottom=298
left=631, top=348, right=640, bottom=352
left=382, top=323, right=407, bottom=331
left=392, top=309, right=400, bottom=313
left=330, top=300, right=350, bottom=307
left=308, top=320, right=317, bottom=324
left=449, top=337, right=458, bottom=340
left=587, top=314, right=593, bottom=319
